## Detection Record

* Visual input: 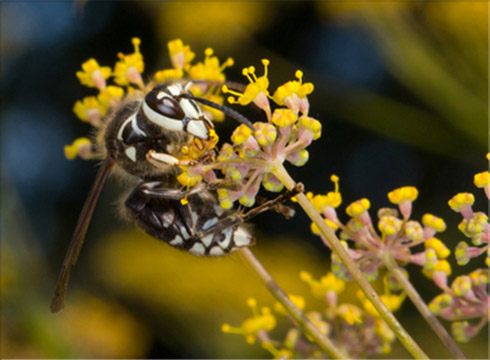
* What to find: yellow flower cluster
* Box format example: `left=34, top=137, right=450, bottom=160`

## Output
left=273, top=70, right=314, bottom=114
left=64, top=137, right=93, bottom=160
left=357, top=290, right=406, bottom=318
left=113, top=38, right=144, bottom=87
left=300, top=271, right=345, bottom=299
left=223, top=60, right=272, bottom=117
left=451, top=154, right=489, bottom=267
left=221, top=298, right=276, bottom=344
left=66, top=38, right=232, bottom=161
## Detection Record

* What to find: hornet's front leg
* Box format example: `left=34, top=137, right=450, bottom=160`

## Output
left=146, top=150, right=199, bottom=169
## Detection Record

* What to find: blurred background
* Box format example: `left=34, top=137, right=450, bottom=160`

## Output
left=1, top=1, right=487, bottom=358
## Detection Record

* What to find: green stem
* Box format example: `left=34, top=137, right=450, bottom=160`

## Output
left=239, top=247, right=349, bottom=359
left=381, top=251, right=466, bottom=359
left=273, top=163, right=428, bottom=359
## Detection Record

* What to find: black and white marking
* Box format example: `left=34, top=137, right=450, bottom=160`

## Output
left=124, top=182, right=254, bottom=256
left=143, top=82, right=211, bottom=140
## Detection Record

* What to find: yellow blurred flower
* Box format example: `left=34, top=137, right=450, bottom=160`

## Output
left=273, top=294, right=305, bottom=316
left=113, top=38, right=144, bottom=87
left=222, top=298, right=276, bottom=344
left=76, top=58, right=111, bottom=89
left=154, top=2, right=269, bottom=48
left=58, top=293, right=150, bottom=358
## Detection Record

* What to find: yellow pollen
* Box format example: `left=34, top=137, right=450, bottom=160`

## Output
left=225, top=57, right=234, bottom=67
left=221, top=324, right=231, bottom=333
left=131, top=37, right=141, bottom=52
left=222, top=85, right=243, bottom=98
left=261, top=59, right=269, bottom=77
left=330, top=174, right=340, bottom=193
left=295, top=70, right=303, bottom=82
left=242, top=67, right=254, bottom=83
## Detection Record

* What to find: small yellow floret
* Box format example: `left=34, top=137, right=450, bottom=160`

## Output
left=404, top=220, right=424, bottom=242
left=358, top=290, right=405, bottom=317
left=73, top=96, right=108, bottom=123
left=301, top=271, right=344, bottom=298
left=388, top=186, right=418, bottom=204
left=217, top=188, right=233, bottom=209
left=474, top=171, right=490, bottom=188
left=424, top=237, right=450, bottom=259
left=113, top=38, right=144, bottom=87
left=424, top=248, right=437, bottom=272
left=167, top=39, right=195, bottom=69
left=253, top=122, right=277, bottom=146
left=337, top=304, right=363, bottom=325
left=76, top=58, right=111, bottom=88
left=287, top=149, right=309, bottom=166
left=434, top=260, right=452, bottom=276
left=422, top=214, right=447, bottom=232
left=97, top=86, right=125, bottom=106
left=223, top=60, right=271, bottom=109
left=428, top=293, right=453, bottom=314
left=311, top=176, right=342, bottom=210
left=231, top=124, right=253, bottom=145
left=469, top=268, right=488, bottom=286
left=271, top=108, right=297, bottom=127
left=154, top=68, right=184, bottom=82
left=240, top=307, right=276, bottom=343
left=64, top=137, right=92, bottom=160
left=466, top=212, right=488, bottom=236
left=378, top=215, right=402, bottom=236
left=221, top=300, right=276, bottom=345
left=187, top=48, right=233, bottom=82
left=262, top=173, right=283, bottom=192
left=451, top=275, right=472, bottom=296
left=239, top=194, right=255, bottom=207
left=298, top=115, right=322, bottom=140
left=272, top=70, right=314, bottom=106
left=346, top=198, right=370, bottom=217
left=448, top=193, right=475, bottom=212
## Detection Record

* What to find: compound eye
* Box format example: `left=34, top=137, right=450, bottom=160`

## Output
left=145, top=89, right=186, bottom=120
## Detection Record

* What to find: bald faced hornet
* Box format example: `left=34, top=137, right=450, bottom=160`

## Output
left=51, top=80, right=299, bottom=313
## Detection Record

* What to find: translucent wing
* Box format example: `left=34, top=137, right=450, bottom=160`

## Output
left=50, top=158, right=114, bottom=313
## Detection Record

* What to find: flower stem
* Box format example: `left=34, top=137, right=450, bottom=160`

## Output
left=239, top=247, right=349, bottom=359
left=272, top=163, right=429, bottom=359
left=381, top=251, right=467, bottom=359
